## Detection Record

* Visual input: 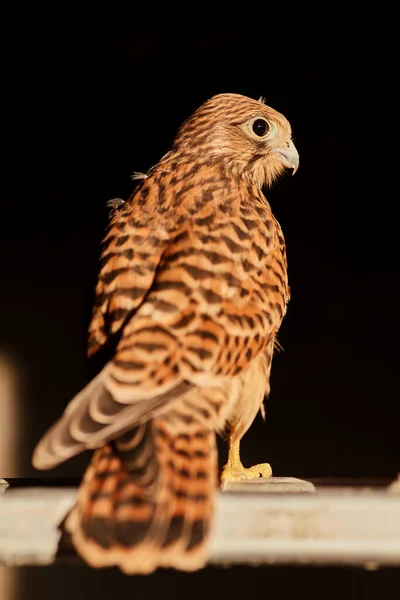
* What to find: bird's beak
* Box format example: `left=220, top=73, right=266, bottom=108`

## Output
left=273, top=140, right=299, bottom=175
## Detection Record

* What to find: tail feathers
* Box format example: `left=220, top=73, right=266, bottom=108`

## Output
left=66, top=419, right=217, bottom=574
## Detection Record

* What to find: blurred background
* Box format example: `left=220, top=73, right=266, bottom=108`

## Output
left=1, top=7, right=399, bottom=600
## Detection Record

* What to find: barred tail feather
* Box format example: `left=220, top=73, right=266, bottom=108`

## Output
left=65, top=419, right=217, bottom=574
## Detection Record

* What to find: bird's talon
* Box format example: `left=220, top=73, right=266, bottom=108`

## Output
left=220, top=461, right=272, bottom=485
left=246, top=462, right=273, bottom=479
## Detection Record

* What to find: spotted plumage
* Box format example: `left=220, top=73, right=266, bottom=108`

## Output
left=33, top=93, right=299, bottom=574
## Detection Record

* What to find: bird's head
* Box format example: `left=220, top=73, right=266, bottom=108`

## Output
left=173, top=93, right=299, bottom=188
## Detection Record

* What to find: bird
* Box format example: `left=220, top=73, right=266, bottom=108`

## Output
left=32, top=93, right=299, bottom=574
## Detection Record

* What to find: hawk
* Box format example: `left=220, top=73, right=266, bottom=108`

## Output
left=33, top=93, right=299, bottom=573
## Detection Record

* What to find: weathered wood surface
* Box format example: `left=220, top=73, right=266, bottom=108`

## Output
left=222, top=476, right=316, bottom=493
left=1, top=478, right=400, bottom=568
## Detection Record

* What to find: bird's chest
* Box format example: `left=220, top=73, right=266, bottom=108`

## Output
left=231, top=205, right=289, bottom=317
left=236, top=204, right=287, bottom=277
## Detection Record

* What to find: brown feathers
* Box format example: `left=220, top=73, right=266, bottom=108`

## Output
left=66, top=421, right=217, bottom=574
left=33, top=93, right=298, bottom=574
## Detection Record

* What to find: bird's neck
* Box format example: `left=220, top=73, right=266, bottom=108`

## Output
left=146, top=153, right=273, bottom=221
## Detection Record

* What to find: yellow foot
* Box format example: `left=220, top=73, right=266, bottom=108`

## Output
left=220, top=462, right=272, bottom=485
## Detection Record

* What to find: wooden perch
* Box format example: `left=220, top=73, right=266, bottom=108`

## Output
left=1, top=477, right=399, bottom=568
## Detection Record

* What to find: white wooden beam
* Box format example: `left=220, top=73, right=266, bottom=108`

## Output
left=1, top=478, right=399, bottom=568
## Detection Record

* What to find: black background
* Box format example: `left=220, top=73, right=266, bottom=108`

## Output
left=2, top=8, right=399, bottom=600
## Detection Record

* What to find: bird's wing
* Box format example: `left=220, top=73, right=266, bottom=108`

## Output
left=33, top=185, right=180, bottom=469
left=87, top=195, right=169, bottom=358
left=33, top=177, right=288, bottom=470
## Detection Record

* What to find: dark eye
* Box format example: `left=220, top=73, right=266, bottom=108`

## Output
left=252, top=118, right=269, bottom=137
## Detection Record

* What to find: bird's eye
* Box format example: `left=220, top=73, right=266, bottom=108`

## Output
left=251, top=118, right=269, bottom=137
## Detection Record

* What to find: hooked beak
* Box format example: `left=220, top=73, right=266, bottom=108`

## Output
left=273, top=140, right=299, bottom=175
